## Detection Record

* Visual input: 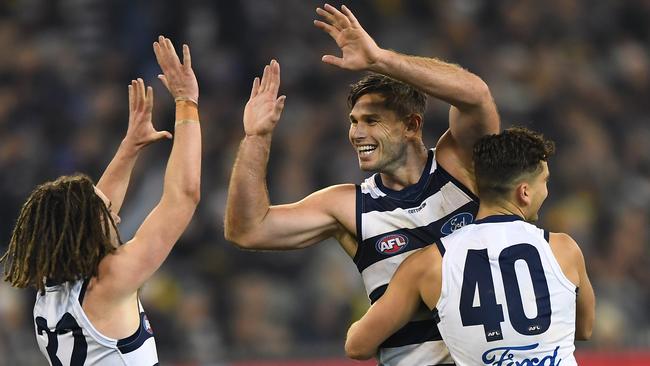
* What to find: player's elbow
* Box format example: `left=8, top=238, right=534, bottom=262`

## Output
left=184, top=179, right=201, bottom=205
left=345, top=323, right=376, bottom=361
left=185, top=187, right=201, bottom=206
left=469, top=77, right=493, bottom=107
left=223, top=226, right=260, bottom=250
left=167, top=181, right=201, bottom=206
left=575, top=324, right=593, bottom=340
left=345, top=339, right=375, bottom=361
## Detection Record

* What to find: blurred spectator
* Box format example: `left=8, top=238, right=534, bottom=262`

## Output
left=1, top=0, right=649, bottom=363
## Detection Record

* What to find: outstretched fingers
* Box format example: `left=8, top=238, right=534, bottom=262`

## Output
left=276, top=95, right=286, bottom=111
left=323, top=3, right=351, bottom=28
left=269, top=60, right=281, bottom=97
left=250, top=77, right=260, bottom=99
left=163, top=37, right=181, bottom=67
left=128, top=84, right=134, bottom=112
left=137, top=78, right=146, bottom=111
left=259, top=65, right=270, bottom=93
left=145, top=86, right=154, bottom=111
left=313, top=19, right=339, bottom=38
left=316, top=7, right=339, bottom=30
left=321, top=54, right=344, bottom=68
left=340, top=5, right=360, bottom=27
left=182, top=44, right=191, bottom=69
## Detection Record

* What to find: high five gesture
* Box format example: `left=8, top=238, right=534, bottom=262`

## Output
left=314, top=4, right=382, bottom=71
left=243, top=60, right=286, bottom=137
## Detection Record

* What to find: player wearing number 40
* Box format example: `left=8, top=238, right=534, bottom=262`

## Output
left=345, top=128, right=595, bottom=366
left=0, top=36, right=200, bottom=365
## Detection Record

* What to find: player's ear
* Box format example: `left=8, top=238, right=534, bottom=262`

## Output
left=404, top=114, right=422, bottom=135
left=515, top=182, right=531, bottom=206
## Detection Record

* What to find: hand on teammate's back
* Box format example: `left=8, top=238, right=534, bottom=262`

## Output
left=314, top=4, right=382, bottom=71
left=123, top=78, right=172, bottom=150
left=153, top=35, right=199, bottom=104
left=243, top=59, right=286, bottom=137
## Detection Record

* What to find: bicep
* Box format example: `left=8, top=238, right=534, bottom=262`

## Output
left=235, top=184, right=355, bottom=250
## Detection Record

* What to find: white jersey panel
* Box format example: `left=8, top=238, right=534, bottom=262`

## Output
left=33, top=280, right=159, bottom=365
left=436, top=216, right=577, bottom=366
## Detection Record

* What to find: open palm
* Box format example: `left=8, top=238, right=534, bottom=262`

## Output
left=124, top=78, right=171, bottom=149
left=314, top=4, right=381, bottom=71
left=243, top=60, right=286, bottom=137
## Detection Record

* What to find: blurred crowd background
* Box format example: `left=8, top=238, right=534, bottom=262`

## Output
left=1, top=0, right=649, bottom=364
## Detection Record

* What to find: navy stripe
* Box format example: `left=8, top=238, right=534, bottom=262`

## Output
left=353, top=184, right=363, bottom=263
left=435, top=240, right=445, bottom=256
left=78, top=279, right=89, bottom=305
left=355, top=201, right=477, bottom=272
left=361, top=166, right=471, bottom=212
left=432, top=308, right=440, bottom=324
left=544, top=230, right=550, bottom=242
left=435, top=161, right=479, bottom=202
left=373, top=150, right=434, bottom=201
left=117, top=312, right=154, bottom=354
left=369, top=284, right=387, bottom=304
left=380, top=319, right=443, bottom=348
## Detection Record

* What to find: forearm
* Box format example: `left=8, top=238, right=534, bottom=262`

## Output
left=96, top=142, right=140, bottom=214
left=224, top=134, right=273, bottom=243
left=163, top=101, right=201, bottom=203
left=371, top=49, right=491, bottom=110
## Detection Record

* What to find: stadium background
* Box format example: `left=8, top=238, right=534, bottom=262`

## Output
left=1, top=0, right=649, bottom=364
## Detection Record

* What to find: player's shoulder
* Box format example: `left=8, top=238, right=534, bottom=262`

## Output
left=548, top=232, right=584, bottom=262
left=400, top=245, right=443, bottom=275
left=299, top=183, right=356, bottom=204
left=549, top=232, right=579, bottom=248
left=312, top=183, right=357, bottom=197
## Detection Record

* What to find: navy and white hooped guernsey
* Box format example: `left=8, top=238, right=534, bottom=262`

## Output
left=355, top=148, right=478, bottom=366
left=33, top=279, right=158, bottom=365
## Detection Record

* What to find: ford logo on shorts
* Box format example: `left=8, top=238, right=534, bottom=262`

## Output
left=440, top=212, right=474, bottom=236
left=376, top=234, right=409, bottom=255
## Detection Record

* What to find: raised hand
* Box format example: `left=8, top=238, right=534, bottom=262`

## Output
left=124, top=78, right=172, bottom=150
left=314, top=4, right=382, bottom=71
left=153, top=35, right=199, bottom=103
left=243, top=60, right=286, bottom=137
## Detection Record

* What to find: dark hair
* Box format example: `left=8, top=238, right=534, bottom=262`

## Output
left=0, top=174, right=120, bottom=294
left=473, top=127, right=555, bottom=202
left=348, top=73, right=426, bottom=117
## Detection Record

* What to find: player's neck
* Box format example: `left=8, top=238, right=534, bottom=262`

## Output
left=379, top=144, right=428, bottom=191
left=476, top=201, right=526, bottom=221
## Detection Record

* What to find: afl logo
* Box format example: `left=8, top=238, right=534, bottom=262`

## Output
left=143, top=314, right=154, bottom=335
left=376, top=234, right=409, bottom=255
left=440, top=212, right=474, bottom=236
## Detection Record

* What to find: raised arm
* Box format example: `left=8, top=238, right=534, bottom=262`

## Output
left=95, top=79, right=172, bottom=214
left=224, top=60, right=355, bottom=252
left=314, top=4, right=499, bottom=186
left=100, top=36, right=201, bottom=296
left=345, top=246, right=442, bottom=360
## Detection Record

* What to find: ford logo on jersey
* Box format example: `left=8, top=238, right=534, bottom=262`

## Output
left=482, top=343, right=561, bottom=366
left=440, top=212, right=474, bottom=235
left=376, top=234, right=408, bottom=255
